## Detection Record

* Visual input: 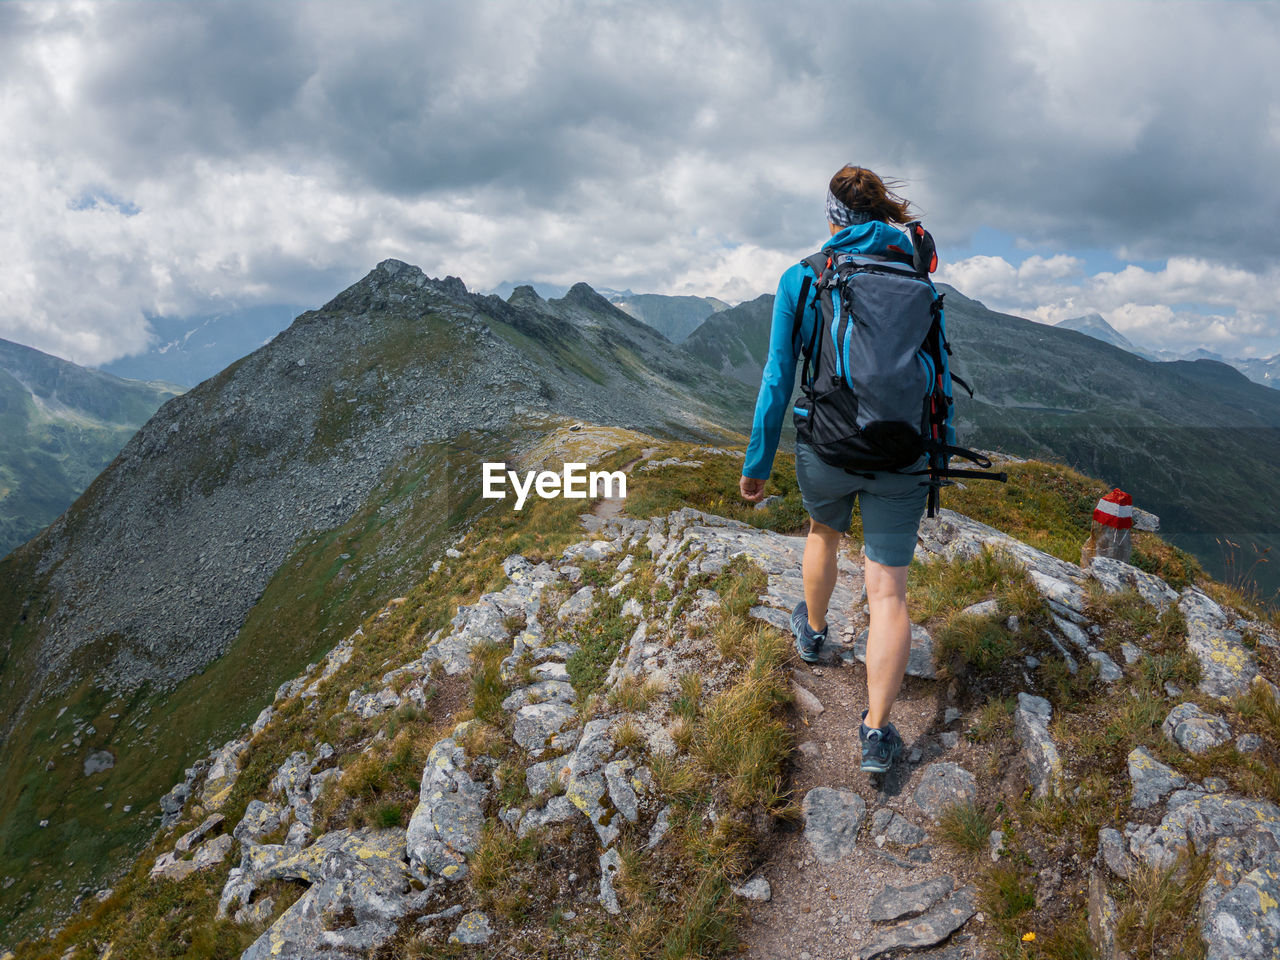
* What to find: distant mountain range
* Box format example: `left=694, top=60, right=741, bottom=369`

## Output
left=488, top=282, right=727, bottom=344
left=0, top=338, right=181, bottom=559
left=608, top=293, right=730, bottom=343
left=1054, top=314, right=1153, bottom=359
left=1055, top=313, right=1279, bottom=389
left=100, top=304, right=309, bottom=388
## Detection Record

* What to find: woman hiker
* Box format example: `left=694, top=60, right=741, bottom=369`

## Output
left=738, top=164, right=927, bottom=775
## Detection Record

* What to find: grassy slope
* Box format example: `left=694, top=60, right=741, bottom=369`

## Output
left=0, top=340, right=182, bottom=559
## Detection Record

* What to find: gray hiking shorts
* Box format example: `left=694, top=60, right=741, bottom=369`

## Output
left=795, top=443, right=927, bottom=568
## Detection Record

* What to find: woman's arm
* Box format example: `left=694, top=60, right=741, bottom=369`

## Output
left=741, top=263, right=808, bottom=487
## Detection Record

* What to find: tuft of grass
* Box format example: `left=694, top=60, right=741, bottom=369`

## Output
left=908, top=548, right=1019, bottom=623
left=1236, top=677, right=1280, bottom=742
left=564, top=596, right=633, bottom=700
left=1116, top=850, right=1212, bottom=960
left=937, top=800, right=995, bottom=857
left=672, top=673, right=702, bottom=723
left=1034, top=913, right=1099, bottom=960
left=689, top=629, right=791, bottom=810
left=373, top=801, right=403, bottom=828
left=967, top=696, right=1015, bottom=743
left=615, top=719, right=644, bottom=751
left=610, top=675, right=666, bottom=713
left=934, top=613, right=1021, bottom=677
left=470, top=641, right=510, bottom=726
left=981, top=863, right=1036, bottom=921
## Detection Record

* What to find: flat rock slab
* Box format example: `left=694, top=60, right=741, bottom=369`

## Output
left=852, top=624, right=937, bottom=679
left=858, top=886, right=977, bottom=960
left=1088, top=556, right=1179, bottom=610
left=513, top=701, right=579, bottom=755
left=803, top=787, right=867, bottom=864
left=866, top=875, right=955, bottom=922
left=913, top=763, right=978, bottom=820
left=1127, top=745, right=1191, bottom=810
left=1014, top=693, right=1064, bottom=799
left=1132, top=790, right=1280, bottom=871
left=871, top=808, right=928, bottom=847
left=1179, top=588, right=1259, bottom=699
left=1201, top=829, right=1280, bottom=960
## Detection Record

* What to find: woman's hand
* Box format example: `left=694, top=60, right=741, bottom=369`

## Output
left=739, top=475, right=766, bottom=503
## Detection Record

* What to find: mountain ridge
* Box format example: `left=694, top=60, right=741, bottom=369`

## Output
left=0, top=258, right=756, bottom=937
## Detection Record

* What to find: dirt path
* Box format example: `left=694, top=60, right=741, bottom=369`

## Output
left=741, top=548, right=989, bottom=960
left=591, top=453, right=649, bottom=520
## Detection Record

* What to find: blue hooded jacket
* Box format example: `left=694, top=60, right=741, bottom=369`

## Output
left=743, top=221, right=915, bottom=480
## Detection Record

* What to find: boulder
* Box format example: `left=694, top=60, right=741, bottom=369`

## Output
left=406, top=730, right=489, bottom=881
left=1179, top=588, right=1258, bottom=699
left=598, top=848, right=623, bottom=915
left=449, top=911, right=495, bottom=945
left=83, top=750, right=115, bottom=777
left=1127, top=746, right=1191, bottom=810
left=240, top=828, right=422, bottom=960
left=732, top=876, right=772, bottom=901
left=1162, top=702, right=1232, bottom=754
left=202, top=739, right=250, bottom=809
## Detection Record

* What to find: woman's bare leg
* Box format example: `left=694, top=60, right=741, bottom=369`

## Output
left=802, top=519, right=842, bottom=632
left=863, top=558, right=911, bottom=729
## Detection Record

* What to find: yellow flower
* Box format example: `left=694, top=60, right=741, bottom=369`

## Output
left=1022, top=932, right=1036, bottom=942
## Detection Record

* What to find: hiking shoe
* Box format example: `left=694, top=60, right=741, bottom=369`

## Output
left=860, top=710, right=904, bottom=774
left=790, top=600, right=827, bottom=664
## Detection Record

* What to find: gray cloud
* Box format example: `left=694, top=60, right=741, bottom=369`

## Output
left=1, top=0, right=1277, bottom=364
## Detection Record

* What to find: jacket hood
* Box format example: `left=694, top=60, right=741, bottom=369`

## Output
left=821, top=221, right=913, bottom=258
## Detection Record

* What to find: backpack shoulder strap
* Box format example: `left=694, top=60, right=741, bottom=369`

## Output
left=789, top=252, right=830, bottom=352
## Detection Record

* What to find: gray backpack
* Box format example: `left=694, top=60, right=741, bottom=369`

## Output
left=790, top=221, right=1005, bottom=515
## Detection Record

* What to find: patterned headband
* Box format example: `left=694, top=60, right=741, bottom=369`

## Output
left=825, top=186, right=875, bottom=228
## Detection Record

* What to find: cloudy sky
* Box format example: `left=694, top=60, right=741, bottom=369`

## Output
left=3, top=0, right=1279, bottom=366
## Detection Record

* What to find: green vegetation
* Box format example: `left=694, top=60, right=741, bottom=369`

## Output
left=1115, top=852, right=1212, bottom=960
left=623, top=446, right=807, bottom=535
left=937, top=800, right=996, bottom=857
left=0, top=342, right=182, bottom=558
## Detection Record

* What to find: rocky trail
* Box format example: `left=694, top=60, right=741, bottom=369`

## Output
left=738, top=544, right=988, bottom=960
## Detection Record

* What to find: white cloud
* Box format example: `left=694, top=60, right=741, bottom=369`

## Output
left=0, top=1, right=1277, bottom=365
left=938, top=253, right=1280, bottom=357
